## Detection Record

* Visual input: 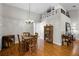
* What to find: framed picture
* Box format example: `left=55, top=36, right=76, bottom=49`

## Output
left=65, top=22, right=71, bottom=35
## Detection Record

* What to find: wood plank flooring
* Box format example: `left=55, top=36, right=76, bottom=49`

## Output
left=0, top=39, right=79, bottom=56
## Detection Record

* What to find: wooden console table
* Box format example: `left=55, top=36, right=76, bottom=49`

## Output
left=62, top=34, right=73, bottom=46
left=2, top=35, right=15, bottom=49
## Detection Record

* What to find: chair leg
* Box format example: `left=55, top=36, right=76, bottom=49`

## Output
left=62, top=41, right=63, bottom=45
left=29, top=47, right=32, bottom=55
left=67, top=42, right=69, bottom=46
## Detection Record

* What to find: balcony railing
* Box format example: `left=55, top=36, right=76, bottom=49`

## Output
left=42, top=9, right=59, bottom=19
left=41, top=8, right=70, bottom=19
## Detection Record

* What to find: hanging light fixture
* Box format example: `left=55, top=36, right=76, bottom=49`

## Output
left=25, top=3, right=34, bottom=24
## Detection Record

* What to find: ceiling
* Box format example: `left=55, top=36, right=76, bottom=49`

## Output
left=5, top=3, right=79, bottom=14
left=5, top=3, right=60, bottom=14
left=60, top=3, right=79, bottom=11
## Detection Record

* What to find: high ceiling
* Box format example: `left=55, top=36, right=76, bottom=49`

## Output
left=5, top=3, right=53, bottom=14
left=5, top=3, right=60, bottom=14
left=5, top=3, right=79, bottom=14
left=60, top=3, right=79, bottom=11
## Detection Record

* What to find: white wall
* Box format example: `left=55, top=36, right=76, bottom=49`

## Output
left=60, top=13, right=71, bottom=34
left=2, top=17, right=34, bottom=35
left=69, top=10, right=79, bottom=40
left=44, top=13, right=61, bottom=45
left=35, top=21, right=46, bottom=39
left=0, top=16, right=3, bottom=50
left=2, top=4, right=40, bottom=22
left=2, top=4, right=40, bottom=35
left=35, top=9, right=62, bottom=45
left=0, top=4, right=3, bottom=50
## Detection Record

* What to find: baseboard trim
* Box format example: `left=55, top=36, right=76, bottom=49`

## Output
left=53, top=41, right=61, bottom=46
left=0, top=48, right=1, bottom=51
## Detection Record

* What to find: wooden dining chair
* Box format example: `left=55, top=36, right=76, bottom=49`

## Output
left=35, top=33, right=38, bottom=44
left=21, top=32, right=30, bottom=52
left=35, top=32, right=38, bottom=39
left=21, top=32, right=30, bottom=41
left=22, top=32, right=30, bottom=37
left=29, top=36, right=37, bottom=55
left=17, top=34, right=25, bottom=55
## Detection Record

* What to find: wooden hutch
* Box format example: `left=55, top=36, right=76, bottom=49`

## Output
left=44, top=24, right=53, bottom=43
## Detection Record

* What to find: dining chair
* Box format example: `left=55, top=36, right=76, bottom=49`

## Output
left=17, top=34, right=25, bottom=55
left=35, top=32, right=38, bottom=39
left=35, top=33, right=38, bottom=44
left=29, top=36, right=37, bottom=55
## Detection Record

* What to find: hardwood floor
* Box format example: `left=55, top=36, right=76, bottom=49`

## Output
left=0, top=39, right=79, bottom=56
